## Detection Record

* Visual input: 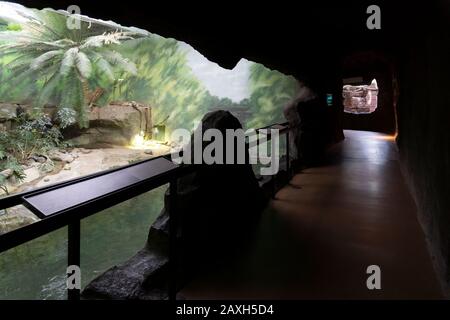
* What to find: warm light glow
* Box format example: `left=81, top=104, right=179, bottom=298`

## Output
left=129, top=131, right=162, bottom=150
left=374, top=134, right=397, bottom=141
left=131, top=131, right=145, bottom=147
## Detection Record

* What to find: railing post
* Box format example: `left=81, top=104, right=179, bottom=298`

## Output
left=271, top=134, right=277, bottom=199
left=286, top=129, right=290, bottom=179
left=68, top=219, right=80, bottom=300
left=169, top=179, right=178, bottom=301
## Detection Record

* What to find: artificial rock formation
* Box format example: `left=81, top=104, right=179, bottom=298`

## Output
left=82, top=210, right=170, bottom=299
left=82, top=110, right=267, bottom=299
left=0, top=102, right=152, bottom=147
left=0, top=103, right=25, bottom=132
left=0, top=103, right=17, bottom=123
left=343, top=79, right=378, bottom=114
left=67, top=102, right=152, bottom=147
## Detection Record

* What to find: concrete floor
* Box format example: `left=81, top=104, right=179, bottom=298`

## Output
left=181, top=130, right=443, bottom=299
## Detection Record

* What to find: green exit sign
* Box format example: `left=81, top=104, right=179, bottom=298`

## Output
left=326, top=94, right=333, bottom=106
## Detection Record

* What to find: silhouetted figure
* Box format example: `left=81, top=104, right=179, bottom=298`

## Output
left=178, top=110, right=267, bottom=273
left=297, top=97, right=329, bottom=166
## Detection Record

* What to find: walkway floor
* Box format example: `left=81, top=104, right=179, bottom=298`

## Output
left=181, top=130, right=443, bottom=299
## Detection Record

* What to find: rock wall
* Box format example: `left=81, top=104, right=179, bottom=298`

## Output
left=0, top=102, right=152, bottom=147
left=396, top=11, right=450, bottom=296
left=0, top=103, right=17, bottom=131
left=67, top=102, right=152, bottom=147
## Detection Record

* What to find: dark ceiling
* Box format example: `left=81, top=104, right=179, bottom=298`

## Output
left=11, top=0, right=444, bottom=90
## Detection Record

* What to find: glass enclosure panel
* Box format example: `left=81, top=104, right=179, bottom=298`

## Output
left=279, top=132, right=288, bottom=172
left=80, top=184, right=167, bottom=288
left=0, top=227, right=68, bottom=300
left=0, top=184, right=167, bottom=299
left=251, top=132, right=288, bottom=178
left=0, top=205, right=40, bottom=235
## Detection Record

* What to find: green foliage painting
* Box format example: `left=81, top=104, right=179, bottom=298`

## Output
left=0, top=8, right=142, bottom=127
left=0, top=2, right=301, bottom=134
left=108, top=37, right=209, bottom=134
left=247, top=64, right=300, bottom=129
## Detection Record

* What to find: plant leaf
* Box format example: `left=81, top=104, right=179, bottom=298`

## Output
left=75, top=51, right=92, bottom=78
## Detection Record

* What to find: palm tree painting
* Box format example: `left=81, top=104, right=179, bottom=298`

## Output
left=0, top=3, right=300, bottom=132
left=0, top=8, right=142, bottom=127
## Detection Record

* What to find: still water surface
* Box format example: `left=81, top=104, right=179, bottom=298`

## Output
left=0, top=185, right=167, bottom=299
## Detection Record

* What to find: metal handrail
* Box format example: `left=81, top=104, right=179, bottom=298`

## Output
left=0, top=154, right=172, bottom=210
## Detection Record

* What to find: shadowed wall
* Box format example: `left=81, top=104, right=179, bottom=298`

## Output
left=396, top=3, right=450, bottom=296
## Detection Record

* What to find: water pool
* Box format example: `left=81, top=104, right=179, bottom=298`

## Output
left=0, top=185, right=167, bottom=300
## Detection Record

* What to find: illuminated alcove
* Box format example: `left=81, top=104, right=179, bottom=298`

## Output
left=342, top=79, right=378, bottom=114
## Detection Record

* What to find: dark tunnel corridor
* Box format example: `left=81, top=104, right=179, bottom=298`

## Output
left=181, top=130, right=442, bottom=299
left=0, top=1, right=450, bottom=305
